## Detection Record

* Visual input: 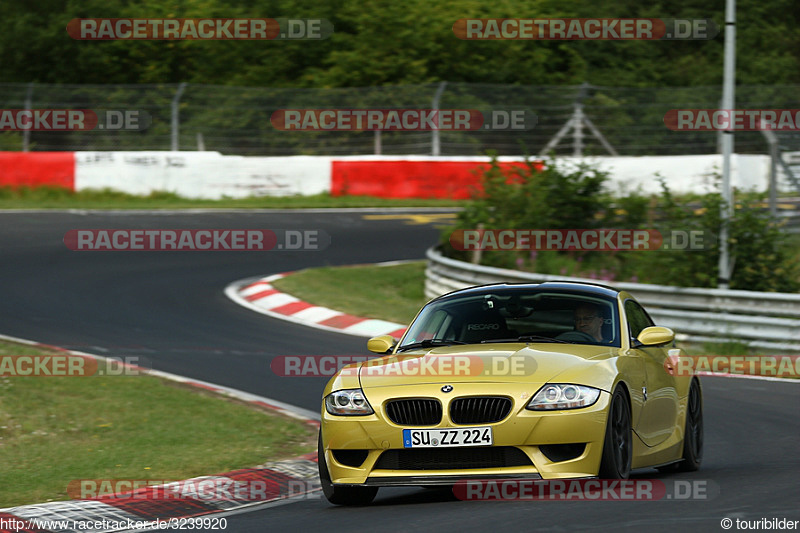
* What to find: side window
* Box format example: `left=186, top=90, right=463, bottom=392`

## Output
left=625, top=300, right=654, bottom=341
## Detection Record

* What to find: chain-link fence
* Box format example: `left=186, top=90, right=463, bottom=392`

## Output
left=2, top=82, right=800, bottom=157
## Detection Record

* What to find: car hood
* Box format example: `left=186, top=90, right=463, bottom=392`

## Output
left=358, top=342, right=616, bottom=389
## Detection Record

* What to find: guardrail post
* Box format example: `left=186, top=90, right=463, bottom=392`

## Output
left=22, top=83, right=33, bottom=152
left=431, top=82, right=447, bottom=156
left=171, top=82, right=187, bottom=152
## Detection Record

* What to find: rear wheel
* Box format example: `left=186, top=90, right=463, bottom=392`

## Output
left=598, top=387, right=632, bottom=479
left=677, top=379, right=703, bottom=471
left=318, top=433, right=378, bottom=506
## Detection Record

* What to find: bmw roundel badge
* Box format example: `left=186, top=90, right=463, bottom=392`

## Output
left=441, top=385, right=453, bottom=393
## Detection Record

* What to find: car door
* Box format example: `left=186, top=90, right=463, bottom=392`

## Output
left=625, top=299, right=679, bottom=447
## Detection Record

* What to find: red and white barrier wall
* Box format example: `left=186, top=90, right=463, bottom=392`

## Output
left=0, top=152, right=773, bottom=199
left=0, top=152, right=75, bottom=189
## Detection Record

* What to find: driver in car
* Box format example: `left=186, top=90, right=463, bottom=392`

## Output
left=573, top=303, right=605, bottom=342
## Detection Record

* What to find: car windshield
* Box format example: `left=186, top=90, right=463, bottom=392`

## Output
left=398, top=289, right=621, bottom=349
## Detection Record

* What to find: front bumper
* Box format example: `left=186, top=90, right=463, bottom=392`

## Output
left=321, top=382, right=611, bottom=484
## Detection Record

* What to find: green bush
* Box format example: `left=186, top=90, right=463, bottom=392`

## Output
left=444, top=157, right=614, bottom=270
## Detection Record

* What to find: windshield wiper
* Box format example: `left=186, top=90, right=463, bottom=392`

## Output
left=396, top=339, right=467, bottom=352
left=481, top=335, right=572, bottom=344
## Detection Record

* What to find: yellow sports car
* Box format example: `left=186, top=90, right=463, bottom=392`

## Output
left=318, top=281, right=703, bottom=505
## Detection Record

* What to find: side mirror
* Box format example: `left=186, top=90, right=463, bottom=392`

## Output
left=636, top=326, right=675, bottom=346
left=367, top=335, right=396, bottom=354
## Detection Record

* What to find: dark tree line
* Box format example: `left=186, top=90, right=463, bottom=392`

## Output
left=0, top=0, right=798, bottom=87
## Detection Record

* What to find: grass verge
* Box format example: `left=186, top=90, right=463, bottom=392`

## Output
left=271, top=261, right=428, bottom=326
left=0, top=340, right=317, bottom=508
left=0, top=187, right=461, bottom=209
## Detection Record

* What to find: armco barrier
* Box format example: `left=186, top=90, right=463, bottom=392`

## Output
left=425, top=247, right=800, bottom=352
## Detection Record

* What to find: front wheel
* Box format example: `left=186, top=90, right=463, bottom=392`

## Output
left=598, top=387, right=632, bottom=479
left=318, top=433, right=378, bottom=506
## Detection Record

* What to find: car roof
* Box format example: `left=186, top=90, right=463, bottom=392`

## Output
left=432, top=281, right=621, bottom=302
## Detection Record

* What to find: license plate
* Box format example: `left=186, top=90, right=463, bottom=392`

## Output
left=403, top=426, right=493, bottom=448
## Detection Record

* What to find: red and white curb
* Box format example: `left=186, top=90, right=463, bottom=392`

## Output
left=226, top=272, right=407, bottom=339
left=1, top=455, right=321, bottom=533
left=0, top=333, right=322, bottom=532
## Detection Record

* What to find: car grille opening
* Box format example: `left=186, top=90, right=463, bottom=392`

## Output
left=450, top=396, right=512, bottom=425
left=539, top=443, right=586, bottom=463
left=374, top=447, right=533, bottom=470
left=332, top=449, right=369, bottom=468
left=385, top=399, right=442, bottom=426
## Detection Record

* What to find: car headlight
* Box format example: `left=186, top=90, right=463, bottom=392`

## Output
left=325, top=389, right=374, bottom=416
left=526, top=384, right=600, bottom=410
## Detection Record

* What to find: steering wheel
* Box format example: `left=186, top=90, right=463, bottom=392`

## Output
left=555, top=330, right=598, bottom=343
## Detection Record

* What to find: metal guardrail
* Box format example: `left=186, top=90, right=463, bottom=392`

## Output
left=425, top=247, right=800, bottom=352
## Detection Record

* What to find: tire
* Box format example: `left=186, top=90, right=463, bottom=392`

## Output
left=318, top=432, right=378, bottom=506
left=598, top=387, right=632, bottom=479
left=676, top=379, right=703, bottom=472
